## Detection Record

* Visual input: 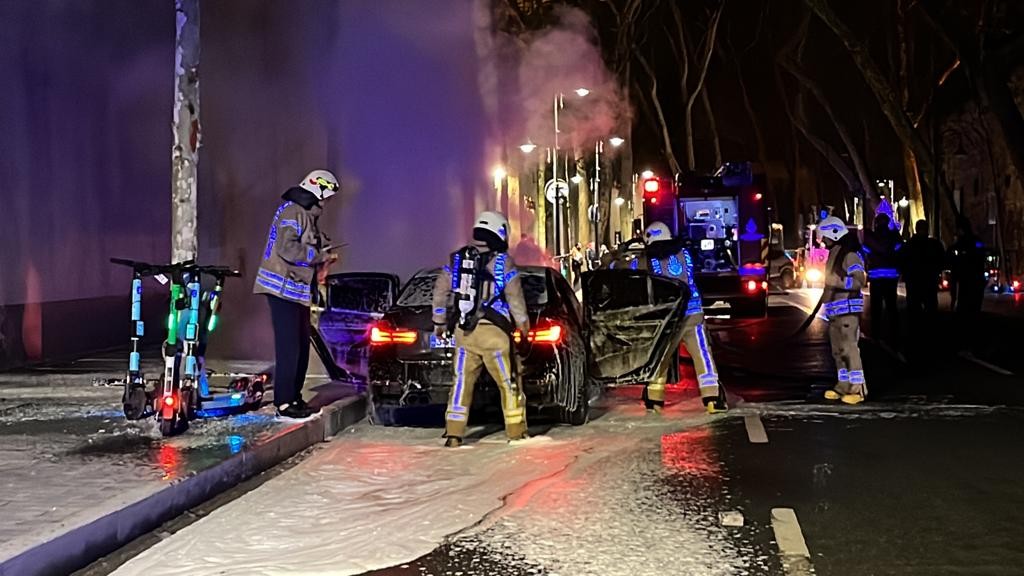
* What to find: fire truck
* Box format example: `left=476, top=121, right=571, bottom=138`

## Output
left=640, top=162, right=769, bottom=318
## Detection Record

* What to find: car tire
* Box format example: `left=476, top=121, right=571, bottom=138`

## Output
left=552, top=345, right=589, bottom=426
left=781, top=269, right=795, bottom=290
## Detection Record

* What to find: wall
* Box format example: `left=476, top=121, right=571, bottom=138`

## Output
left=1, top=0, right=496, bottom=366
left=0, top=1, right=173, bottom=367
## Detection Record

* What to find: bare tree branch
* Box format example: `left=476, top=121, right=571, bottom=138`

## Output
left=683, top=0, right=724, bottom=170
left=637, top=50, right=682, bottom=175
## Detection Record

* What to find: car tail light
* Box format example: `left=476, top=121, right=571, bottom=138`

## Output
left=744, top=280, right=758, bottom=293
left=370, top=323, right=418, bottom=345
left=514, top=321, right=564, bottom=344
left=163, top=394, right=176, bottom=408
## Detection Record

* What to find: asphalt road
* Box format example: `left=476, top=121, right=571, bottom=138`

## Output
left=87, top=291, right=1024, bottom=576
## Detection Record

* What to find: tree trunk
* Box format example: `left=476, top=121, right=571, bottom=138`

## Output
left=172, top=0, right=201, bottom=263
left=737, top=57, right=769, bottom=181
left=779, top=58, right=877, bottom=202
left=895, top=0, right=926, bottom=227
left=701, top=86, right=722, bottom=168
left=792, top=99, right=860, bottom=195
left=683, top=1, right=724, bottom=171
left=575, top=152, right=591, bottom=249
left=803, top=0, right=959, bottom=217
left=636, top=52, right=682, bottom=175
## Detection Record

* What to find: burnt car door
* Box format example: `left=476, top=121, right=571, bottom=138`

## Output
left=582, top=269, right=689, bottom=385
left=314, top=272, right=400, bottom=380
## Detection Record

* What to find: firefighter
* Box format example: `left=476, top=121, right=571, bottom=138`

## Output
left=818, top=216, right=868, bottom=405
left=254, top=169, right=340, bottom=420
left=862, top=212, right=902, bottom=343
left=640, top=222, right=727, bottom=414
left=432, top=211, right=531, bottom=447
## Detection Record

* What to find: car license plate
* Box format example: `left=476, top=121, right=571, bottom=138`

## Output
left=429, top=334, right=454, bottom=349
left=700, top=239, right=715, bottom=251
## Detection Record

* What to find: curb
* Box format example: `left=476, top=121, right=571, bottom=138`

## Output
left=0, top=394, right=366, bottom=576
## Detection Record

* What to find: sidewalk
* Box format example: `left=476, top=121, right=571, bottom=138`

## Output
left=0, top=353, right=365, bottom=576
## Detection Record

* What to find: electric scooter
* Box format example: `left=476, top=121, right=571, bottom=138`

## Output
left=111, top=258, right=264, bottom=436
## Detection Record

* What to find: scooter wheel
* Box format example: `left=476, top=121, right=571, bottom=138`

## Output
left=123, top=387, right=149, bottom=420
left=159, top=416, right=179, bottom=437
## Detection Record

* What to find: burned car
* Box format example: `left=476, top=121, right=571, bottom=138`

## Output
left=361, top=265, right=691, bottom=427
left=366, top=266, right=592, bottom=426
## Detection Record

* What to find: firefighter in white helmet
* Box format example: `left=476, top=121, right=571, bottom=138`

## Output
left=432, top=211, right=531, bottom=447
left=254, top=169, right=340, bottom=420
left=639, top=221, right=727, bottom=414
left=818, top=216, right=868, bottom=404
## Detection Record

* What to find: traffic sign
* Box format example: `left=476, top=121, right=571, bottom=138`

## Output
left=545, top=179, right=569, bottom=204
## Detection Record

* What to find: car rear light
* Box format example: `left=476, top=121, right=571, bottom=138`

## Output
left=370, top=324, right=418, bottom=345
left=163, top=394, right=176, bottom=408
left=513, top=321, right=564, bottom=344
left=744, top=280, right=758, bottom=293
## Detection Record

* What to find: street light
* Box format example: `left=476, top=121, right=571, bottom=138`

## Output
left=519, top=141, right=537, bottom=154
left=492, top=166, right=507, bottom=181
left=614, top=197, right=625, bottom=207
left=570, top=174, right=582, bottom=184
left=898, top=197, right=910, bottom=209
left=609, top=136, right=625, bottom=147
left=575, top=87, right=591, bottom=98
left=641, top=169, right=654, bottom=179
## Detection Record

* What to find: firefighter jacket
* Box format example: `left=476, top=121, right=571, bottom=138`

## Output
left=637, top=242, right=702, bottom=316
left=824, top=248, right=866, bottom=318
left=431, top=244, right=530, bottom=334
left=862, top=227, right=903, bottom=280
left=253, top=187, right=330, bottom=307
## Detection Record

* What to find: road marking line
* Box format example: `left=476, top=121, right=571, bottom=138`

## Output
left=959, top=351, right=1014, bottom=376
left=744, top=414, right=768, bottom=443
left=771, top=507, right=813, bottom=575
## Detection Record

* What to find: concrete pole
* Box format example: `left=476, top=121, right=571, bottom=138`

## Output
left=171, top=0, right=201, bottom=263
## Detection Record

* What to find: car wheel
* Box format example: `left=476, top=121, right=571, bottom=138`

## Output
left=781, top=269, right=795, bottom=290
left=367, top=385, right=400, bottom=426
left=558, top=347, right=589, bottom=426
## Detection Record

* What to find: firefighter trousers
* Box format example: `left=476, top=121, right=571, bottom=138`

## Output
left=646, top=313, right=721, bottom=404
left=828, top=314, right=867, bottom=396
left=445, top=323, right=527, bottom=440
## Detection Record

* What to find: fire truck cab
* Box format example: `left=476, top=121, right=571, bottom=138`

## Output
left=641, top=162, right=769, bottom=318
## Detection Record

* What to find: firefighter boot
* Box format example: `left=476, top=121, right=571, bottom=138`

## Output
left=841, top=382, right=867, bottom=405
left=703, top=396, right=728, bottom=414
left=642, top=385, right=664, bottom=414
left=444, top=436, right=463, bottom=448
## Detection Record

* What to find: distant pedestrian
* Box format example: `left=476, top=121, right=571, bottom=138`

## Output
left=948, top=218, right=987, bottom=349
left=862, top=213, right=902, bottom=343
left=818, top=217, right=868, bottom=405
left=570, top=243, right=584, bottom=290
left=586, top=242, right=599, bottom=271
left=901, top=220, right=945, bottom=329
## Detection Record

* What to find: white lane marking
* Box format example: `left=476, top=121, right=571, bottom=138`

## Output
left=744, top=414, right=768, bottom=444
left=959, top=351, right=1015, bottom=376
left=771, top=507, right=813, bottom=575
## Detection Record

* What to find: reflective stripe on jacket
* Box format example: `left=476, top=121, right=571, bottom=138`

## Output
left=253, top=188, right=328, bottom=307
left=432, top=246, right=530, bottom=334
left=640, top=246, right=703, bottom=316
left=824, top=249, right=867, bottom=319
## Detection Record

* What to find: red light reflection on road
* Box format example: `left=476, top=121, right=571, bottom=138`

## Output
left=660, top=428, right=720, bottom=478
left=157, top=443, right=183, bottom=480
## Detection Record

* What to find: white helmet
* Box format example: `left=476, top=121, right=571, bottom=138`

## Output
left=644, top=221, right=673, bottom=244
left=299, top=169, right=340, bottom=200
left=473, top=211, right=510, bottom=250
left=817, top=216, right=849, bottom=242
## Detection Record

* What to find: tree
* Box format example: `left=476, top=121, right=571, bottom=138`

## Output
left=172, top=0, right=201, bottom=263
left=802, top=0, right=960, bottom=219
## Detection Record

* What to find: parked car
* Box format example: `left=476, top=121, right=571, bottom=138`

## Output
left=768, top=249, right=797, bottom=290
